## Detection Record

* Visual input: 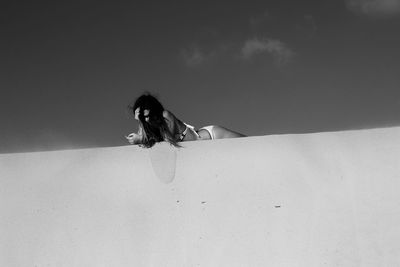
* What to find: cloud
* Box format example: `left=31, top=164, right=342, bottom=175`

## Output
left=181, top=46, right=206, bottom=67
left=345, top=0, right=400, bottom=18
left=181, top=43, right=231, bottom=67
left=241, top=38, right=294, bottom=66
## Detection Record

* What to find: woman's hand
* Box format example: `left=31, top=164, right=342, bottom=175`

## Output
left=134, top=107, right=150, bottom=122
left=134, top=108, right=140, bottom=120
left=125, top=133, right=142, bottom=144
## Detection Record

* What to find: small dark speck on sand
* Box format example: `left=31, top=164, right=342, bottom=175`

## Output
left=201, top=201, right=207, bottom=204
left=275, top=205, right=281, bottom=208
left=176, top=200, right=180, bottom=203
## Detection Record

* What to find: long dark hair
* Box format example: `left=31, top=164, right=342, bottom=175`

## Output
left=128, top=93, right=180, bottom=148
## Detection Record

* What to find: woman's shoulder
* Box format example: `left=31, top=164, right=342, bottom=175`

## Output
left=162, top=110, right=179, bottom=129
left=163, top=110, right=183, bottom=123
left=162, top=110, right=174, bottom=120
left=163, top=110, right=186, bottom=132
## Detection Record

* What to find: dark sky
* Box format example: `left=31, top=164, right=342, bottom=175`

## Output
left=1, top=0, right=400, bottom=153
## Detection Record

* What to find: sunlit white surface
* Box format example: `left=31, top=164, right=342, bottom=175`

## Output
left=1, top=127, right=400, bottom=266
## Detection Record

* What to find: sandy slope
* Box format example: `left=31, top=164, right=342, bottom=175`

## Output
left=1, top=127, right=400, bottom=266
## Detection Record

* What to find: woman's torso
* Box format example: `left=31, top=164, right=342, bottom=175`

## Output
left=163, top=111, right=200, bottom=141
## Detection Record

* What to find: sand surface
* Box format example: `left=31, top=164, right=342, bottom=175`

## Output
left=1, top=127, right=400, bottom=266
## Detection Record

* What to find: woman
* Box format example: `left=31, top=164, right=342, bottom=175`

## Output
left=125, top=93, right=245, bottom=148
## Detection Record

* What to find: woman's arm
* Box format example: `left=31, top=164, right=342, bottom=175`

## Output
left=162, top=110, right=175, bottom=130
left=125, top=125, right=144, bottom=145
left=163, top=110, right=186, bottom=134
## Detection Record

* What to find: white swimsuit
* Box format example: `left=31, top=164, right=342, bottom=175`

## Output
left=180, top=123, right=215, bottom=140
left=178, top=123, right=199, bottom=141
left=198, top=126, right=215, bottom=140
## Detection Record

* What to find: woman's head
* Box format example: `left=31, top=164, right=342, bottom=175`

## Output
left=132, top=93, right=164, bottom=123
left=129, top=93, right=179, bottom=148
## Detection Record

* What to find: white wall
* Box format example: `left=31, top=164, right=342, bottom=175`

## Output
left=1, top=127, right=400, bottom=266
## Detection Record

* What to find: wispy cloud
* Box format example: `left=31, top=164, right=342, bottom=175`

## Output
left=241, top=38, right=294, bottom=66
left=181, top=46, right=206, bottom=67
left=181, top=10, right=297, bottom=68
left=345, top=0, right=400, bottom=18
left=181, top=43, right=232, bottom=67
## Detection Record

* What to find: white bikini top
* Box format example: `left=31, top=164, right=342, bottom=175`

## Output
left=178, top=123, right=197, bottom=141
